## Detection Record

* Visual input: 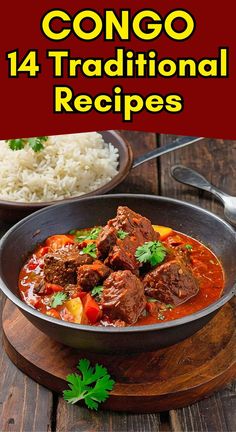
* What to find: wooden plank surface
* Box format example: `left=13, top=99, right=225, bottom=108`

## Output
left=113, top=131, right=159, bottom=195
left=56, top=404, right=168, bottom=432
left=0, top=132, right=235, bottom=432
left=170, top=382, right=236, bottom=432
left=160, top=135, right=236, bottom=432
left=0, top=298, right=53, bottom=432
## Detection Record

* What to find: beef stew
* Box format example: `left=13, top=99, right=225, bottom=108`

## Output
left=18, top=206, right=224, bottom=327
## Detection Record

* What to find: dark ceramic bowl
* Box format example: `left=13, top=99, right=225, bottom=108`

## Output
left=0, top=131, right=133, bottom=222
left=0, top=194, right=235, bottom=354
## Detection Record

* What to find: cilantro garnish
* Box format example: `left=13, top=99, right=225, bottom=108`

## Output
left=185, top=244, right=193, bottom=251
left=91, top=285, right=103, bottom=300
left=117, top=230, right=129, bottom=240
left=51, top=292, right=68, bottom=308
left=135, top=241, right=167, bottom=267
left=7, top=138, right=25, bottom=151
left=165, top=304, right=174, bottom=310
left=80, top=243, right=97, bottom=259
left=63, top=358, right=115, bottom=410
left=28, top=136, right=48, bottom=152
left=147, top=297, right=158, bottom=303
left=76, top=227, right=102, bottom=243
left=6, top=136, right=48, bottom=152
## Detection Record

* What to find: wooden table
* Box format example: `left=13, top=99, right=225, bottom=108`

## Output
left=0, top=132, right=235, bottom=432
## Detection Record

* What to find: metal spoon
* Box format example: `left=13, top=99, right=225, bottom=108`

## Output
left=171, top=165, right=236, bottom=227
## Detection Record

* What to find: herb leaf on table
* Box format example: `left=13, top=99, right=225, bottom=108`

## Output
left=63, top=359, right=115, bottom=410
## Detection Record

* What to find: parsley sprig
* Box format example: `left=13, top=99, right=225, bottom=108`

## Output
left=135, top=241, right=167, bottom=267
left=51, top=292, right=68, bottom=308
left=147, top=297, right=158, bottom=303
left=6, top=136, right=48, bottom=152
left=117, top=230, right=129, bottom=240
left=80, top=243, right=97, bottom=259
left=76, top=227, right=102, bottom=243
left=91, top=285, right=103, bottom=300
left=7, top=138, right=25, bottom=151
left=164, top=304, right=174, bottom=310
left=63, top=359, right=115, bottom=410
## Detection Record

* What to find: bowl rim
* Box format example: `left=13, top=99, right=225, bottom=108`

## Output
left=0, top=193, right=235, bottom=334
left=0, top=130, right=133, bottom=208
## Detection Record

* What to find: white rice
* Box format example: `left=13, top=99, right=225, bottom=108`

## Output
left=0, top=132, right=119, bottom=202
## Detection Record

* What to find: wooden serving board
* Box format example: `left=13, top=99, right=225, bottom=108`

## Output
left=2, top=299, right=236, bottom=413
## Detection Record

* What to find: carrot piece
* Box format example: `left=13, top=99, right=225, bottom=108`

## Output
left=152, top=225, right=173, bottom=240
left=45, top=235, right=74, bottom=251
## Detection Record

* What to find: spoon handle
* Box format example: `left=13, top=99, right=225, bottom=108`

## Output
left=171, top=165, right=230, bottom=203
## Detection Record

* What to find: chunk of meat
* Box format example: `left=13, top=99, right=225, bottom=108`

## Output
left=64, top=284, right=81, bottom=297
left=98, top=206, right=159, bottom=273
left=44, top=245, right=93, bottom=286
left=33, top=281, right=64, bottom=296
left=97, top=226, right=117, bottom=259
left=101, top=270, right=146, bottom=324
left=165, top=235, right=192, bottom=266
left=33, top=280, right=46, bottom=295
left=106, top=244, right=137, bottom=273
left=143, top=259, right=199, bottom=306
left=77, top=260, right=111, bottom=291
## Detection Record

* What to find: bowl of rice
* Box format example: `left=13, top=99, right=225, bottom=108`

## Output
left=0, top=131, right=133, bottom=221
